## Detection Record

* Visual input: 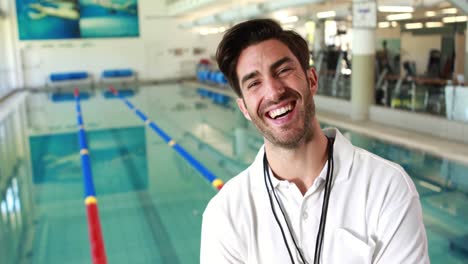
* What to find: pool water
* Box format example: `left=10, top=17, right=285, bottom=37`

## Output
left=1, top=83, right=467, bottom=263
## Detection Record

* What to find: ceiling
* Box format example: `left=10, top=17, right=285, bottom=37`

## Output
left=164, top=0, right=463, bottom=30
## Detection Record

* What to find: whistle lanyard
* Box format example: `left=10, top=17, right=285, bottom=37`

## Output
left=263, top=137, right=335, bottom=264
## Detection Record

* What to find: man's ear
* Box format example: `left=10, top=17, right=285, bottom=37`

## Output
left=236, top=98, right=251, bottom=121
left=308, top=67, right=318, bottom=95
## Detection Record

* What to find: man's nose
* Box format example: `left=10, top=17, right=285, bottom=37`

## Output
left=264, top=77, right=285, bottom=101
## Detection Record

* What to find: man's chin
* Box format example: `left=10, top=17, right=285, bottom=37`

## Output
left=265, top=134, right=304, bottom=149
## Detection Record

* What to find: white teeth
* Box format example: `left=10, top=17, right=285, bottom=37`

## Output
left=268, top=104, right=292, bottom=119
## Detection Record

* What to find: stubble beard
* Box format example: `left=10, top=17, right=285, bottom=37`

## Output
left=251, top=88, right=316, bottom=149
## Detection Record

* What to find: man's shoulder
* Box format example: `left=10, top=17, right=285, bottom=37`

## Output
left=352, top=146, right=419, bottom=197
left=354, top=146, right=406, bottom=173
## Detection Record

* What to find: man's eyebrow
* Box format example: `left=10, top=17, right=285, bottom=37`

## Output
left=239, top=57, right=293, bottom=87
left=270, top=57, right=293, bottom=71
left=240, top=71, right=259, bottom=87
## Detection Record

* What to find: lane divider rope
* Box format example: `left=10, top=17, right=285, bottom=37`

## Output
left=108, top=85, right=224, bottom=191
left=74, top=88, right=108, bottom=264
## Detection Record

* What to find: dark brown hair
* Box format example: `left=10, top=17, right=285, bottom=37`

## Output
left=216, top=19, right=310, bottom=97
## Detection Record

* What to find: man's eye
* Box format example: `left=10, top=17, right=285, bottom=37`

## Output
left=278, top=67, right=292, bottom=75
left=247, top=81, right=260, bottom=89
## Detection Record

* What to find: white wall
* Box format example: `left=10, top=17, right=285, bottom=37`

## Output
left=376, top=26, right=401, bottom=39
left=141, top=17, right=222, bottom=80
left=11, top=0, right=220, bottom=88
left=21, top=40, right=147, bottom=87
left=400, top=32, right=442, bottom=75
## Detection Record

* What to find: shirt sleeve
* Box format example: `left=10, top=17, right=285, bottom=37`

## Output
left=200, top=198, right=245, bottom=264
left=373, top=195, right=430, bottom=264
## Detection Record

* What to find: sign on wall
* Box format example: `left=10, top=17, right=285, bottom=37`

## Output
left=16, top=0, right=139, bottom=40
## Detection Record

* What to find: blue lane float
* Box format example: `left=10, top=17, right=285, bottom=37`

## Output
left=108, top=86, right=225, bottom=191
left=196, top=88, right=231, bottom=107
left=74, top=88, right=96, bottom=198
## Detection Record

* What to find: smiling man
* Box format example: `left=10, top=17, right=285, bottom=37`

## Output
left=200, top=19, right=429, bottom=264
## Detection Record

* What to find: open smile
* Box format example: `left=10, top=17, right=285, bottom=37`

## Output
left=265, top=101, right=297, bottom=123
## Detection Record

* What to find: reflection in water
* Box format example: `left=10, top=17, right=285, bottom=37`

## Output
left=0, top=97, right=33, bottom=264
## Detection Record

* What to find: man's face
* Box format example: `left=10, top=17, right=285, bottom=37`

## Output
left=235, top=39, right=318, bottom=149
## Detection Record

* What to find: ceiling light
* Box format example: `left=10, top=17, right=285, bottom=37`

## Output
left=425, top=11, right=436, bottom=17
left=282, top=23, right=295, bottom=29
left=443, top=16, right=467, bottom=23
left=199, top=27, right=222, bottom=35
left=386, top=13, right=412, bottom=21
left=441, top=8, right=457, bottom=14
left=263, top=0, right=323, bottom=12
left=280, top=16, right=299, bottom=24
left=391, top=21, right=398, bottom=27
left=425, top=22, right=443, bottom=28
left=273, top=11, right=289, bottom=21
left=378, top=22, right=390, bottom=28
left=317, top=11, right=336, bottom=19
left=378, top=6, right=413, bottom=13
left=404, top=22, right=423, bottom=29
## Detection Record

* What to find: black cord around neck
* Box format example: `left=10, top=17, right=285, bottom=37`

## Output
left=313, top=137, right=334, bottom=264
left=263, top=155, right=296, bottom=263
left=263, top=137, right=335, bottom=264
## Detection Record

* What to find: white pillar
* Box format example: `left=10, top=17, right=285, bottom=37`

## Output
left=351, top=0, right=376, bottom=121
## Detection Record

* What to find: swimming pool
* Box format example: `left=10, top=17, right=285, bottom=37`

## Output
left=0, top=83, right=467, bottom=263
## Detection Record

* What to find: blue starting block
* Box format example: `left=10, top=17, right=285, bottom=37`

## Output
left=50, top=72, right=88, bottom=81
left=51, top=92, right=90, bottom=102
left=103, top=89, right=135, bottom=98
left=102, top=69, right=134, bottom=78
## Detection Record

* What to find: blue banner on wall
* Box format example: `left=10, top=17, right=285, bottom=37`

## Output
left=16, top=0, right=139, bottom=40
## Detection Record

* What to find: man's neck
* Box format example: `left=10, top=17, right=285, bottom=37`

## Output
left=265, top=126, right=329, bottom=195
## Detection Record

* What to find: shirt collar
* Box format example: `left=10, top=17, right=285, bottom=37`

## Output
left=322, top=127, right=354, bottom=183
left=251, top=128, right=354, bottom=191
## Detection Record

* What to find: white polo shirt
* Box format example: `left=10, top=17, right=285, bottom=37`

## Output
left=201, top=128, right=429, bottom=264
